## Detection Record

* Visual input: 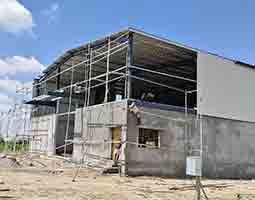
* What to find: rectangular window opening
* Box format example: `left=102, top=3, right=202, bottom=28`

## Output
left=138, top=128, right=159, bottom=148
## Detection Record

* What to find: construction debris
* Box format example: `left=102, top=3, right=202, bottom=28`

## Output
left=0, top=151, right=254, bottom=200
left=0, top=189, right=10, bottom=192
left=0, top=196, right=15, bottom=199
left=0, top=155, right=20, bottom=168
left=1, top=166, right=255, bottom=200
left=168, top=183, right=232, bottom=191
left=0, top=153, right=69, bottom=172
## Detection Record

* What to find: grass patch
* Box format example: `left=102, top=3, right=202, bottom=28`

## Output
left=0, top=141, right=29, bottom=153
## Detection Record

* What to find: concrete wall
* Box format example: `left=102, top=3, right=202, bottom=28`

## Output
left=126, top=106, right=192, bottom=177
left=30, top=112, right=74, bottom=155
left=72, top=100, right=128, bottom=166
left=71, top=99, right=255, bottom=178
left=30, top=114, right=56, bottom=155
left=55, top=114, right=74, bottom=154
left=202, top=116, right=255, bottom=179
left=197, top=52, right=255, bottom=122
left=126, top=104, right=255, bottom=179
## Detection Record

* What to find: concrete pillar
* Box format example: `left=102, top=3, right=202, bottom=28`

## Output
left=47, top=114, right=56, bottom=156
left=120, top=125, right=127, bottom=175
left=47, top=100, right=60, bottom=156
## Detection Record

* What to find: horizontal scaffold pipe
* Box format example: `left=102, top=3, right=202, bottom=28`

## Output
left=93, top=31, right=129, bottom=54
left=80, top=75, right=126, bottom=93
left=129, top=65, right=197, bottom=83
left=33, top=40, right=128, bottom=89
left=56, top=110, right=76, bottom=116
left=128, top=74, right=185, bottom=93
left=35, top=44, right=128, bottom=92
left=59, top=67, right=126, bottom=92
left=66, top=139, right=188, bottom=153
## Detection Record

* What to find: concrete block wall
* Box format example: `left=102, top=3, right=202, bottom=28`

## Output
left=126, top=105, right=255, bottom=179
left=72, top=100, right=128, bottom=164
left=72, top=99, right=255, bottom=178
left=30, top=114, right=56, bottom=155
left=126, top=106, right=193, bottom=177
left=202, top=116, right=255, bottom=179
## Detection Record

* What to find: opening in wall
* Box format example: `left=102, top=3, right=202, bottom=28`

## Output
left=131, top=33, right=197, bottom=109
left=138, top=128, right=159, bottom=148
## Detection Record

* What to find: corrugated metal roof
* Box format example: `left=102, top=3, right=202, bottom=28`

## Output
left=40, top=27, right=254, bottom=81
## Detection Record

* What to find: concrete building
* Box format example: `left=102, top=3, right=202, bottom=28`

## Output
left=27, top=28, right=255, bottom=178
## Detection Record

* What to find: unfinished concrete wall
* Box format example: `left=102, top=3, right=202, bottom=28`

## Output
left=126, top=106, right=192, bottom=177
left=30, top=114, right=56, bottom=155
left=197, top=52, right=255, bottom=122
left=55, top=114, right=75, bottom=154
left=73, top=100, right=128, bottom=166
left=126, top=104, right=255, bottom=178
left=202, top=116, right=255, bottom=179
left=30, top=113, right=74, bottom=155
left=71, top=98, right=255, bottom=178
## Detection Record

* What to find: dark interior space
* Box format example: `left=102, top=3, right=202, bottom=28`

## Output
left=130, top=33, right=197, bottom=109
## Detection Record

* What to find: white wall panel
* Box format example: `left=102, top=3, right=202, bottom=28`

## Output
left=197, top=52, right=255, bottom=122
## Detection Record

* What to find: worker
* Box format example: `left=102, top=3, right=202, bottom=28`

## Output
left=113, top=143, right=122, bottom=161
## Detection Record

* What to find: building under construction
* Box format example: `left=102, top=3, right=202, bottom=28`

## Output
left=27, top=27, right=255, bottom=178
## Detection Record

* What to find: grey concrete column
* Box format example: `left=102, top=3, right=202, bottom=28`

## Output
left=47, top=114, right=56, bottom=156
left=120, top=125, right=127, bottom=175
left=48, top=100, right=60, bottom=155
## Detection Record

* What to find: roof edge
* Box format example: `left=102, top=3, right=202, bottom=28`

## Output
left=41, top=27, right=255, bottom=80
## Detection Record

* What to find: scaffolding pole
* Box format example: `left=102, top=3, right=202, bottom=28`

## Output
left=64, top=60, right=75, bottom=156
left=125, top=32, right=133, bottom=99
left=87, top=48, right=93, bottom=107
left=104, top=37, right=111, bottom=103
left=84, top=43, right=90, bottom=107
left=33, top=34, right=129, bottom=91
left=22, top=30, right=201, bottom=183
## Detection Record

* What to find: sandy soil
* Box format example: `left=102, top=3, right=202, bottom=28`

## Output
left=0, top=153, right=254, bottom=200
left=0, top=167, right=255, bottom=200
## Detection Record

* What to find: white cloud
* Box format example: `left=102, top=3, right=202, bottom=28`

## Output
left=0, top=78, right=32, bottom=112
left=0, top=79, right=18, bottom=94
left=0, top=78, right=31, bottom=94
left=0, top=0, right=35, bottom=34
left=41, top=2, right=59, bottom=24
left=0, top=93, right=14, bottom=112
left=0, top=55, right=42, bottom=112
left=0, top=93, right=13, bottom=105
left=0, top=56, right=44, bottom=76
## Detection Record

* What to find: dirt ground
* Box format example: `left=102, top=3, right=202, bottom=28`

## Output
left=0, top=168, right=255, bottom=200
left=0, top=153, right=255, bottom=200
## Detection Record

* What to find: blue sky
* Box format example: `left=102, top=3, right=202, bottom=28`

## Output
left=0, top=0, right=254, bottom=112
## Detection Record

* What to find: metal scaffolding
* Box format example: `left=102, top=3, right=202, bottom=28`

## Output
left=11, top=29, right=203, bottom=183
